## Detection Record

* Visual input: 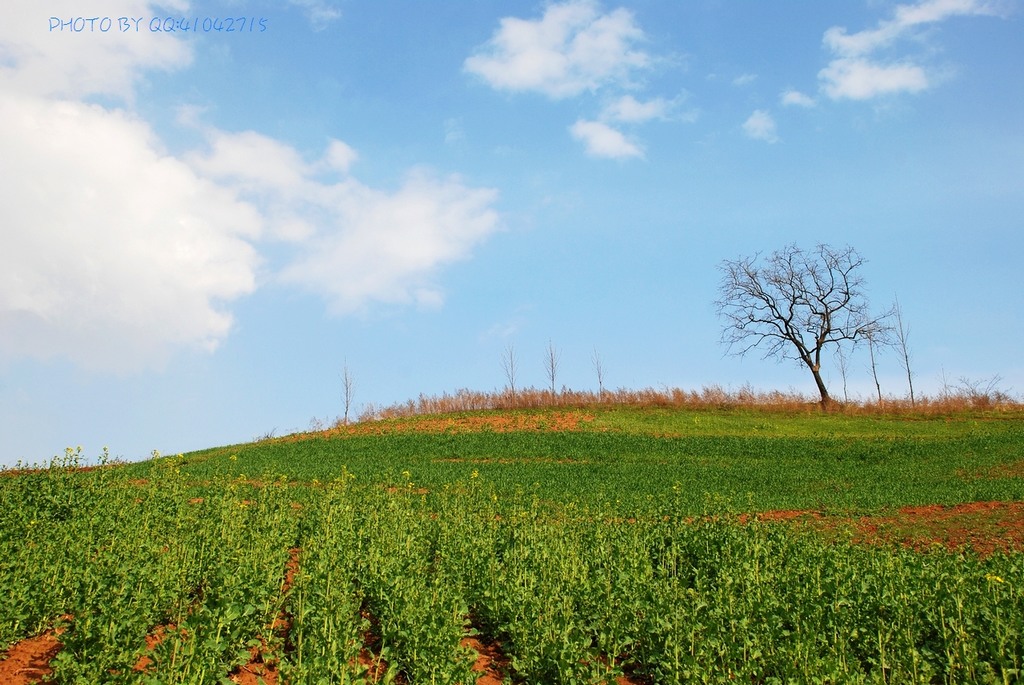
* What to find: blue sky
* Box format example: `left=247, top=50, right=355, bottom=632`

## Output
left=1, top=0, right=1022, bottom=466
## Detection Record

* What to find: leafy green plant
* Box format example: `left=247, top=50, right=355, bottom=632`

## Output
left=3, top=409, right=1023, bottom=683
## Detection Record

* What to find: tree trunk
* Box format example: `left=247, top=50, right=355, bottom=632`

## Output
left=811, top=369, right=833, bottom=407
left=815, top=370, right=831, bottom=403
left=803, top=353, right=833, bottom=407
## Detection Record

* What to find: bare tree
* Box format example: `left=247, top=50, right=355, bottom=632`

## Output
left=956, top=374, right=1012, bottom=407
left=592, top=347, right=605, bottom=402
left=893, top=296, right=915, bottom=407
left=939, top=367, right=953, bottom=402
left=341, top=359, right=355, bottom=425
left=834, top=344, right=851, bottom=403
left=501, top=343, right=518, bottom=403
left=716, top=243, right=890, bottom=407
left=544, top=339, right=560, bottom=401
left=865, top=327, right=884, bottom=405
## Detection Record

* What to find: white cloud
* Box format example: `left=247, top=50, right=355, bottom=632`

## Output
left=185, top=128, right=325, bottom=243
left=444, top=118, right=466, bottom=145
left=742, top=110, right=779, bottom=143
left=0, top=0, right=502, bottom=371
left=0, top=93, right=262, bottom=372
left=1, top=1, right=192, bottom=101
left=322, top=139, right=358, bottom=174
left=0, top=104, right=502, bottom=368
left=601, top=94, right=670, bottom=123
left=601, top=93, right=698, bottom=124
left=0, top=1, right=259, bottom=372
left=276, top=170, right=501, bottom=314
left=818, top=0, right=1001, bottom=100
left=187, top=130, right=501, bottom=312
left=464, top=0, right=651, bottom=99
left=780, top=89, right=816, bottom=107
left=480, top=316, right=526, bottom=342
left=819, top=58, right=928, bottom=100
left=824, top=0, right=998, bottom=57
left=465, top=1, right=683, bottom=158
left=569, top=119, right=644, bottom=158
left=732, top=73, right=757, bottom=87
left=287, top=0, right=342, bottom=30
left=188, top=129, right=316, bottom=196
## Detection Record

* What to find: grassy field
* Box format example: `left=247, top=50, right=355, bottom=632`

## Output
left=133, top=406, right=1024, bottom=515
left=2, top=404, right=1023, bottom=684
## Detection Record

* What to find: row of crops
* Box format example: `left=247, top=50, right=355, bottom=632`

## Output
left=2, top=449, right=1023, bottom=683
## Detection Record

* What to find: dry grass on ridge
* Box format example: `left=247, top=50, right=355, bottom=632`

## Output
left=351, top=384, right=1023, bottom=425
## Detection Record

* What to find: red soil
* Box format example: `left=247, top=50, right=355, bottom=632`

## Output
left=754, top=500, right=1024, bottom=556
left=279, top=411, right=597, bottom=443
left=0, top=617, right=71, bottom=685
left=461, top=634, right=511, bottom=685
left=229, top=547, right=302, bottom=685
left=460, top=622, right=516, bottom=683
left=0, top=632, right=62, bottom=685
left=230, top=649, right=278, bottom=685
left=133, top=623, right=188, bottom=673
left=356, top=608, right=402, bottom=684
left=855, top=500, right=1024, bottom=555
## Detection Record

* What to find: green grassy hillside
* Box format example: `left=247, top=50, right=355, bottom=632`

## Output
left=3, top=404, right=1023, bottom=684
left=127, top=405, right=1024, bottom=516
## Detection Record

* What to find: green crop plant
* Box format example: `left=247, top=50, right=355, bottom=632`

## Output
left=283, top=478, right=368, bottom=683
left=3, top=407, right=1023, bottom=683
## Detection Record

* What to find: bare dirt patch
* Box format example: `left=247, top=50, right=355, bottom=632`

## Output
left=0, top=617, right=71, bottom=685
left=854, top=501, right=1024, bottom=556
left=230, top=647, right=278, bottom=685
left=461, top=634, right=509, bottom=685
left=279, top=411, right=597, bottom=443
left=0, top=634, right=61, bottom=685
left=756, top=501, right=1024, bottom=556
